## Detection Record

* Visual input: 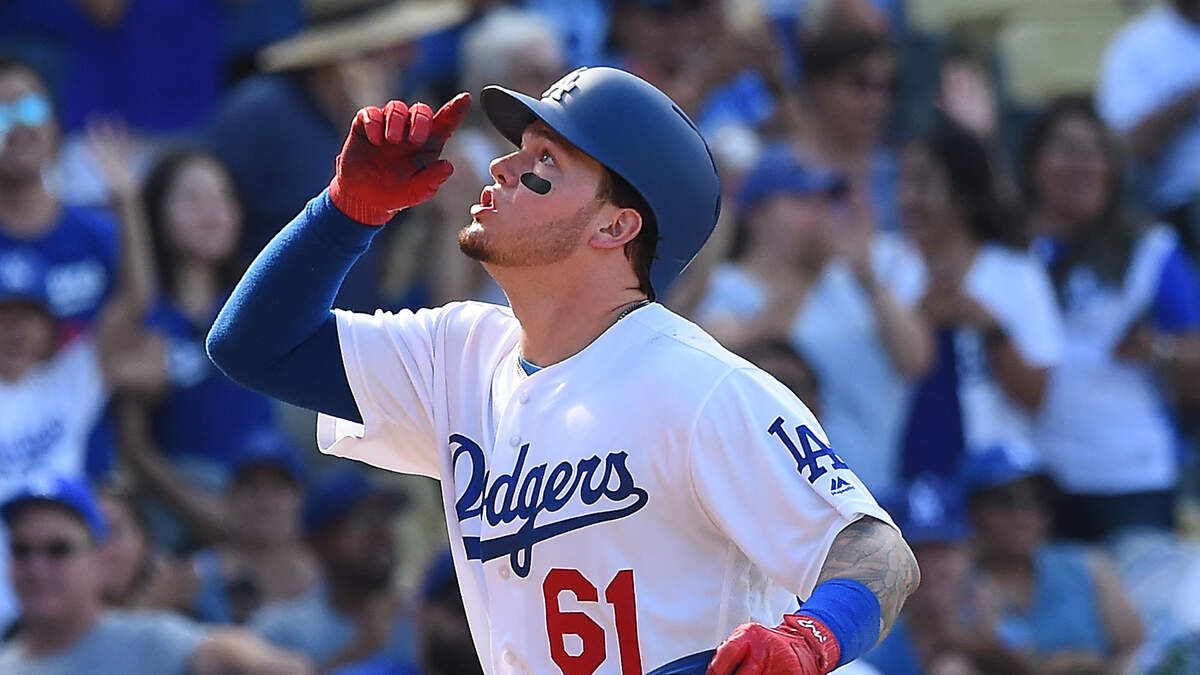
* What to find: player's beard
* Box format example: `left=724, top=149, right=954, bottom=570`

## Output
left=457, top=199, right=601, bottom=267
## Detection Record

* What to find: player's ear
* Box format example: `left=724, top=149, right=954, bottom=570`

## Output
left=590, top=207, right=642, bottom=250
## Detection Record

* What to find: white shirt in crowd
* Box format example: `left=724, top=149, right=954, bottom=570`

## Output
left=1036, top=226, right=1184, bottom=495
left=1098, top=4, right=1200, bottom=211
left=693, top=233, right=927, bottom=494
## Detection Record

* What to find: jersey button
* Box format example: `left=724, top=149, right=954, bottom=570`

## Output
left=519, top=392, right=530, bottom=404
left=509, top=435, right=521, bottom=447
left=502, top=648, right=516, bottom=665
left=499, top=565, right=511, bottom=580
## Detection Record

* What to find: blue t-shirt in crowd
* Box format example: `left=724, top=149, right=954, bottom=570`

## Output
left=993, top=544, right=1108, bottom=657
left=145, top=296, right=274, bottom=468
left=0, top=205, right=118, bottom=334
left=250, top=587, right=416, bottom=667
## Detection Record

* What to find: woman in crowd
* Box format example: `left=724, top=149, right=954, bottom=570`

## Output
left=897, top=124, right=1064, bottom=479
left=962, top=446, right=1144, bottom=673
left=117, top=148, right=277, bottom=549
left=1022, top=97, right=1200, bottom=541
left=694, top=144, right=930, bottom=492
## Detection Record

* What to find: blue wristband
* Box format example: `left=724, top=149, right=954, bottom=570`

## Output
left=796, top=578, right=881, bottom=667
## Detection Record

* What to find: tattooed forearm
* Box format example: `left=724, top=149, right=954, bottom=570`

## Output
left=816, top=516, right=920, bottom=643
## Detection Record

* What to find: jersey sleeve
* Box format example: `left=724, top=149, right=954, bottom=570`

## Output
left=686, top=367, right=896, bottom=599
left=316, top=306, right=445, bottom=478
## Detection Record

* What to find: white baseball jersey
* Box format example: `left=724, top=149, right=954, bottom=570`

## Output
left=317, top=301, right=894, bottom=675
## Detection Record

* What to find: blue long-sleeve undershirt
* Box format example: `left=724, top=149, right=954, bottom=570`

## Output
left=206, top=189, right=371, bottom=423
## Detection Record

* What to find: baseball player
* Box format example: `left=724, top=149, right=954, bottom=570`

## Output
left=208, top=66, right=919, bottom=675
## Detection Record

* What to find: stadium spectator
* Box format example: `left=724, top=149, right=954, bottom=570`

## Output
left=962, top=446, right=1144, bottom=672
left=250, top=471, right=416, bottom=672
left=0, top=241, right=157, bottom=630
left=1097, top=0, right=1200, bottom=255
left=96, top=486, right=157, bottom=609
left=866, top=475, right=1026, bottom=675
left=0, top=56, right=162, bottom=483
left=0, top=477, right=313, bottom=674
left=1023, top=97, right=1200, bottom=541
left=105, top=147, right=283, bottom=551
left=694, top=144, right=929, bottom=492
left=171, top=430, right=317, bottom=624
left=330, top=550, right=484, bottom=675
left=897, top=124, right=1064, bottom=480
left=792, top=28, right=901, bottom=232
left=207, top=0, right=468, bottom=313
left=140, top=149, right=274, bottom=485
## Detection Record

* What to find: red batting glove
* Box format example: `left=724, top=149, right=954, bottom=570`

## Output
left=329, top=93, right=471, bottom=225
left=706, top=615, right=841, bottom=675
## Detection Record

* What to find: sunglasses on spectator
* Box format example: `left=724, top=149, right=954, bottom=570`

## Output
left=10, top=538, right=82, bottom=563
left=0, top=93, right=52, bottom=132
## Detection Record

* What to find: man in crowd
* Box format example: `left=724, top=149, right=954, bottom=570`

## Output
left=0, top=476, right=312, bottom=674
left=250, top=471, right=416, bottom=672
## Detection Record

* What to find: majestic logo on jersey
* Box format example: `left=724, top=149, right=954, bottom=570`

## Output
left=450, top=434, right=649, bottom=577
left=767, top=417, right=851, bottom=487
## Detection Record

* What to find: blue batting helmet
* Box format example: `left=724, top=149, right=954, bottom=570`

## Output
left=481, top=66, right=722, bottom=295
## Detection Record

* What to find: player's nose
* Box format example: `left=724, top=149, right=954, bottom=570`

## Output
left=488, top=150, right=520, bottom=188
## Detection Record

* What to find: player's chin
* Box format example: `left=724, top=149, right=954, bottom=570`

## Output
left=457, top=224, right=494, bottom=263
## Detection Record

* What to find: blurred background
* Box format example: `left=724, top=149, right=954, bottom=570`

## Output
left=1, top=0, right=1199, bottom=673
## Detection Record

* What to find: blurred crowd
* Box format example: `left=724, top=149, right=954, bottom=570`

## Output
left=1, top=0, right=1200, bottom=673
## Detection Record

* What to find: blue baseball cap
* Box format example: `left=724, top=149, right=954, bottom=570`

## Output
left=736, top=144, right=847, bottom=217
left=884, top=474, right=969, bottom=545
left=229, top=427, right=307, bottom=487
left=302, top=470, right=408, bottom=538
left=959, top=442, right=1043, bottom=496
left=0, top=249, right=50, bottom=310
left=1, top=476, right=108, bottom=542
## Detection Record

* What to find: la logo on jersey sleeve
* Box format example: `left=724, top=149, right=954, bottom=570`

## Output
left=767, top=416, right=855, bottom=495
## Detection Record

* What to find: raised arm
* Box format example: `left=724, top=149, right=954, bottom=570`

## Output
left=205, top=94, right=471, bottom=421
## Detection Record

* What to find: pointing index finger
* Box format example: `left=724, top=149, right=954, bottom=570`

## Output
left=426, top=92, right=472, bottom=153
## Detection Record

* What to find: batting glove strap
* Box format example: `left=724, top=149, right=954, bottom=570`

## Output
left=783, top=614, right=842, bottom=673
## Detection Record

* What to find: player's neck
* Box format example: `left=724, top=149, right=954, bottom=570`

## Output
left=497, top=265, right=647, bottom=368
left=0, top=174, right=58, bottom=237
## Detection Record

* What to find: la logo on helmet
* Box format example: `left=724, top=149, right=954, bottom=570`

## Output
left=542, top=68, right=586, bottom=102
